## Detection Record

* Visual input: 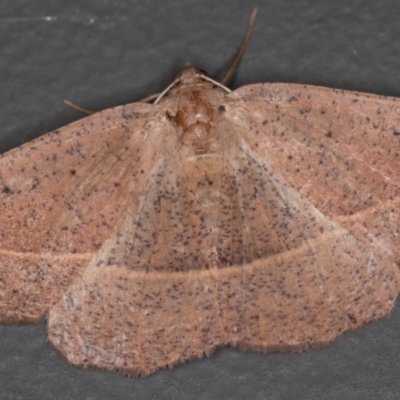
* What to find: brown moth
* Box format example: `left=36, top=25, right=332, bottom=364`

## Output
left=1, top=10, right=400, bottom=377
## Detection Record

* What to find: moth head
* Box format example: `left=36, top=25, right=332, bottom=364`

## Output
left=171, top=63, right=210, bottom=86
left=154, top=64, right=227, bottom=104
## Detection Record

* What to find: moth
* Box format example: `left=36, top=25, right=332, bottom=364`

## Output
left=1, top=10, right=400, bottom=376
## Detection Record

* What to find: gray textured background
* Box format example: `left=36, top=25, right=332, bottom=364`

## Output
left=1, top=0, right=400, bottom=399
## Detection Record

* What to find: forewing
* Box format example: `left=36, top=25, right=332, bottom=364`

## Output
left=227, top=83, right=400, bottom=261
left=0, top=102, right=167, bottom=322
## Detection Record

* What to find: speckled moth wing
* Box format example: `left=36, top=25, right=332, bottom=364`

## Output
left=44, top=84, right=400, bottom=376
left=227, top=83, right=400, bottom=262
left=2, top=60, right=400, bottom=376
left=0, top=102, right=165, bottom=323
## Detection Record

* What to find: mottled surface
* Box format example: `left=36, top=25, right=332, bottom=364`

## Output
left=1, top=63, right=400, bottom=376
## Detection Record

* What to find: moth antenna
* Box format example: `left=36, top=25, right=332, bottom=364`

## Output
left=154, top=79, right=182, bottom=104
left=220, top=8, right=258, bottom=85
left=64, top=99, right=96, bottom=115
left=65, top=10, right=257, bottom=113
left=201, top=75, right=232, bottom=92
left=137, top=92, right=162, bottom=103
left=154, top=73, right=232, bottom=105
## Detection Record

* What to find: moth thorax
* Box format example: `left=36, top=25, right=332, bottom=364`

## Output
left=175, top=90, right=216, bottom=155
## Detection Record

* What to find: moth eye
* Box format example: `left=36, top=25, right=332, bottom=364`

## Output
left=166, top=110, right=175, bottom=121
left=198, top=69, right=210, bottom=77
left=218, top=105, right=226, bottom=112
